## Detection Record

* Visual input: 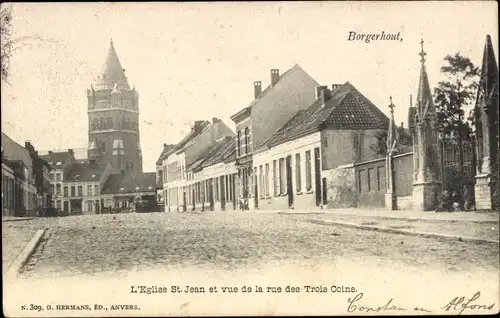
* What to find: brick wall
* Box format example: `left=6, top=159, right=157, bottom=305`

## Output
left=354, top=158, right=386, bottom=208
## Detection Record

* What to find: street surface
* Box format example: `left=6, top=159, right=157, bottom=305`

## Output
left=2, top=211, right=498, bottom=278
left=3, top=211, right=499, bottom=316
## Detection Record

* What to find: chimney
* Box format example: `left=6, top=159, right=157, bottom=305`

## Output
left=212, top=117, right=220, bottom=124
left=48, top=151, right=53, bottom=155
left=194, top=120, right=205, bottom=132
left=331, top=84, right=342, bottom=91
left=315, top=86, right=329, bottom=106
left=24, top=141, right=34, bottom=152
left=68, top=149, right=74, bottom=157
left=253, top=81, right=262, bottom=99
left=270, top=69, right=280, bottom=86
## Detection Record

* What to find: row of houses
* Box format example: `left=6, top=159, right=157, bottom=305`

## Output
left=157, top=64, right=411, bottom=212
left=39, top=149, right=156, bottom=215
left=1, top=133, right=52, bottom=217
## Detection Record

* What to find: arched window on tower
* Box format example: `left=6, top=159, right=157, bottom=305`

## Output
left=92, top=119, right=98, bottom=131
left=99, top=117, right=104, bottom=129
left=107, top=118, right=113, bottom=129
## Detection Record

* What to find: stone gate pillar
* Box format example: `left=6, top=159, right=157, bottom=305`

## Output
left=411, top=40, right=442, bottom=211
left=385, top=97, right=398, bottom=210
left=474, top=35, right=499, bottom=211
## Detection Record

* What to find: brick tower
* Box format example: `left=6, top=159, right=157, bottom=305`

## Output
left=87, top=39, right=143, bottom=175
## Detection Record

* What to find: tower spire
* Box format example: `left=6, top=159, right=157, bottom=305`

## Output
left=416, top=38, right=434, bottom=118
left=96, top=40, right=130, bottom=90
left=419, top=39, right=427, bottom=64
left=411, top=38, right=442, bottom=211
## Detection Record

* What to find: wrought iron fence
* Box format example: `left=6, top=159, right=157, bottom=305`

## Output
left=439, top=137, right=477, bottom=196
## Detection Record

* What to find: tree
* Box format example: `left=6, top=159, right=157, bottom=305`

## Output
left=1, top=4, right=13, bottom=83
left=433, top=53, right=480, bottom=141
left=370, top=128, right=413, bottom=156
left=1, top=4, right=53, bottom=84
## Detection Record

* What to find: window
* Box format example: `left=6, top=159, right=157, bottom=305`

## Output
left=78, top=185, right=83, bottom=196
left=237, top=131, right=241, bottom=157
left=56, top=184, right=61, bottom=196
left=264, top=164, right=270, bottom=197
left=95, top=184, right=100, bottom=195
left=295, top=153, right=302, bottom=192
left=56, top=200, right=61, bottom=210
left=279, top=158, right=285, bottom=194
left=87, top=185, right=93, bottom=196
left=51, top=172, right=55, bottom=181
left=56, top=173, right=61, bottom=182
left=259, top=165, right=263, bottom=197
left=70, top=186, right=75, bottom=197
left=305, top=150, right=312, bottom=191
left=273, top=160, right=278, bottom=195
left=215, top=178, right=219, bottom=202
left=245, top=127, right=249, bottom=154
left=63, top=186, right=68, bottom=197
left=88, top=201, right=94, bottom=212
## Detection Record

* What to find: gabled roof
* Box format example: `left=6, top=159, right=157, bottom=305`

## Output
left=40, top=150, right=74, bottom=167
left=1, top=132, right=32, bottom=168
left=186, top=136, right=235, bottom=173
left=200, top=136, right=236, bottom=169
left=265, top=82, right=389, bottom=148
left=64, top=162, right=109, bottom=182
left=175, top=121, right=211, bottom=154
left=101, top=172, right=156, bottom=195
left=230, top=64, right=309, bottom=122
left=156, top=144, right=176, bottom=166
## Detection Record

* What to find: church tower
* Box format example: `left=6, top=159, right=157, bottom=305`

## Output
left=87, top=40, right=143, bottom=175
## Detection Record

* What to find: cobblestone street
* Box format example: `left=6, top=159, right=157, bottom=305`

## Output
left=2, top=211, right=498, bottom=279
left=2, top=224, right=38, bottom=275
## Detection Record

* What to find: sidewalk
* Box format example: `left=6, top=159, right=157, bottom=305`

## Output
left=280, top=207, right=499, bottom=223
left=2, top=216, right=36, bottom=222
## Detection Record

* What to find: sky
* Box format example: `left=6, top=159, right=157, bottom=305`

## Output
left=1, top=1, right=498, bottom=172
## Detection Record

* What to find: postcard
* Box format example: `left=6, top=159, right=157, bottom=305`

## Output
left=2, top=1, right=499, bottom=316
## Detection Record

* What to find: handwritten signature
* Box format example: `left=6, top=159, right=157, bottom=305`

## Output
left=441, top=291, right=496, bottom=315
left=347, top=291, right=496, bottom=314
left=346, top=293, right=431, bottom=313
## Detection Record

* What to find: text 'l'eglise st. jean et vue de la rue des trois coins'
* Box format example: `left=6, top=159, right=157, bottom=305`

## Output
left=129, top=284, right=358, bottom=294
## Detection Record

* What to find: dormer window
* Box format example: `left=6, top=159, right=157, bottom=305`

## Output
left=92, top=174, right=96, bottom=178
left=148, top=186, right=153, bottom=190
left=120, top=187, right=125, bottom=191
left=56, top=161, right=62, bottom=166
left=135, top=186, right=140, bottom=190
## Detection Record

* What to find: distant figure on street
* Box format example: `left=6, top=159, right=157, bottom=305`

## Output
left=462, top=185, right=474, bottom=211
left=451, top=190, right=462, bottom=212
left=437, top=190, right=451, bottom=212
